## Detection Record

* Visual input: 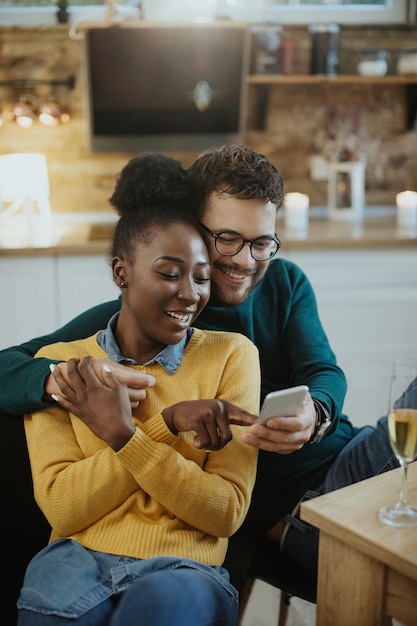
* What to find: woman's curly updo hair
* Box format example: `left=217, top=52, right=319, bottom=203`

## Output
left=108, top=153, right=205, bottom=263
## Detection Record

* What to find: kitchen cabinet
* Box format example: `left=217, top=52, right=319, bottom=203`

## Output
left=56, top=255, right=119, bottom=327
left=0, top=256, right=56, bottom=347
left=0, top=254, right=119, bottom=350
left=241, top=75, right=417, bottom=133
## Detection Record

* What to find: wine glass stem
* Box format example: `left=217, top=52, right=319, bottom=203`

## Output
left=400, top=459, right=409, bottom=506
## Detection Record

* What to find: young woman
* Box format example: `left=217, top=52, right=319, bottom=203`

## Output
left=17, top=154, right=260, bottom=626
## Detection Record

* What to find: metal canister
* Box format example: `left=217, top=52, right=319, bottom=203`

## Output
left=308, top=24, right=340, bottom=76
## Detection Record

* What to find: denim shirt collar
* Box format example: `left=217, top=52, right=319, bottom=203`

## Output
left=97, top=312, right=192, bottom=375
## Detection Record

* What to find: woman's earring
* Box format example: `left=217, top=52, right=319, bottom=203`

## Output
left=120, top=280, right=127, bottom=288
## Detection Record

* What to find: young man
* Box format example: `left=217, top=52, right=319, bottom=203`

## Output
left=0, top=145, right=398, bottom=588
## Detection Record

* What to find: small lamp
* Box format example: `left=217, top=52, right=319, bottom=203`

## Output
left=38, top=98, right=70, bottom=127
left=0, top=153, right=52, bottom=221
left=9, top=94, right=38, bottom=128
left=0, top=76, right=75, bottom=129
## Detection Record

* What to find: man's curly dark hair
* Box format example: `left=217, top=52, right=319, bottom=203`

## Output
left=187, top=144, right=285, bottom=219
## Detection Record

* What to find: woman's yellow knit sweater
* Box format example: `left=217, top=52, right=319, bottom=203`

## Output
left=25, top=328, right=260, bottom=567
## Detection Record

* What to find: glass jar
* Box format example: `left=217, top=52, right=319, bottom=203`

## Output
left=357, top=49, right=388, bottom=77
left=249, top=23, right=283, bottom=75
left=397, top=49, right=417, bottom=76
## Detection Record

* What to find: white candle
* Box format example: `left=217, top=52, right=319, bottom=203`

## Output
left=284, top=192, right=310, bottom=231
left=396, top=190, right=417, bottom=230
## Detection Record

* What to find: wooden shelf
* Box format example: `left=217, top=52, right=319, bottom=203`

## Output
left=241, top=73, right=417, bottom=133
left=246, top=74, right=417, bottom=85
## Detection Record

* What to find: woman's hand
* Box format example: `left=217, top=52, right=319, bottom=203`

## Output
left=50, top=356, right=135, bottom=451
left=162, top=399, right=258, bottom=451
left=45, top=358, right=156, bottom=408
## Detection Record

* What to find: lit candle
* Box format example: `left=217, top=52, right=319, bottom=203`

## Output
left=284, top=192, right=310, bottom=231
left=396, top=190, right=417, bottom=230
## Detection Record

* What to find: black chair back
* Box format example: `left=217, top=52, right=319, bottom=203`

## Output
left=2, top=412, right=50, bottom=624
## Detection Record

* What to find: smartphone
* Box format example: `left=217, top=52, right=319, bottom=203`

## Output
left=257, top=385, right=309, bottom=424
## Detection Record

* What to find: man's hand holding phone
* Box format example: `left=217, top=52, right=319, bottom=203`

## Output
left=242, top=385, right=316, bottom=454
left=257, top=385, right=309, bottom=424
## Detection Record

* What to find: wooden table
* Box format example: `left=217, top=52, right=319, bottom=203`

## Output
left=301, top=463, right=417, bottom=626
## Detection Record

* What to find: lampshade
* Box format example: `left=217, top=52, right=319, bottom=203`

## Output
left=0, top=153, right=51, bottom=220
left=9, top=95, right=38, bottom=128
left=38, top=99, right=71, bottom=127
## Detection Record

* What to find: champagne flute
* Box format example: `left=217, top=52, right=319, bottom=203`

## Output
left=379, top=359, right=417, bottom=527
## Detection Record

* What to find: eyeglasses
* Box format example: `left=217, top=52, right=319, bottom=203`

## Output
left=201, top=225, right=281, bottom=261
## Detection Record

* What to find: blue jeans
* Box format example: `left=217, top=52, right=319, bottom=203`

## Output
left=280, top=416, right=400, bottom=573
left=17, top=539, right=239, bottom=626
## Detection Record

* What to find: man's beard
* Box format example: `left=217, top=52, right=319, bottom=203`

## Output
left=208, top=265, right=262, bottom=307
